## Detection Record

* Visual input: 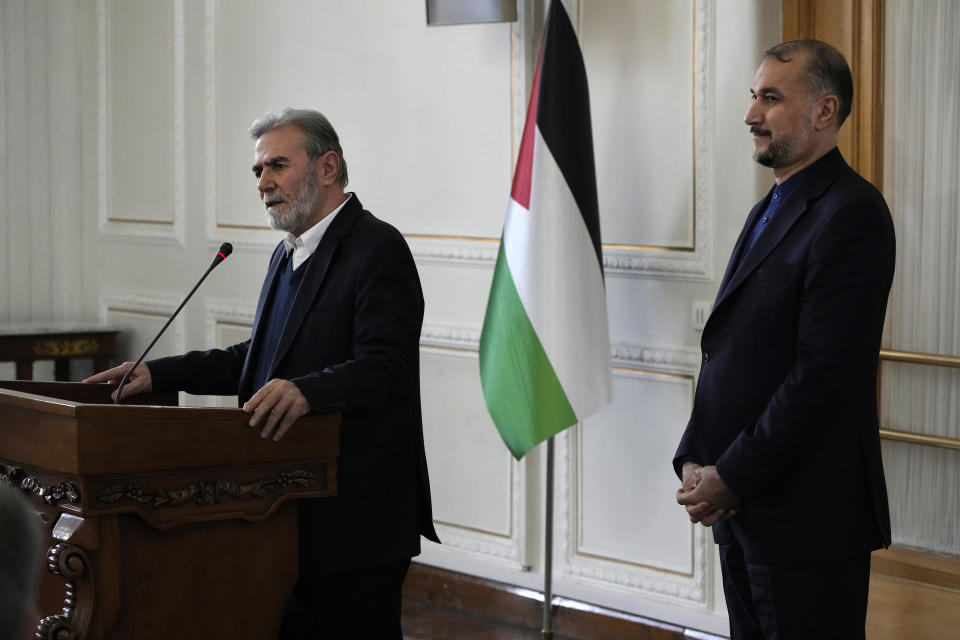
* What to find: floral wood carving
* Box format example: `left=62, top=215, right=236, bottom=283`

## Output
left=0, top=463, right=81, bottom=506
left=0, top=463, right=22, bottom=487
left=96, top=468, right=319, bottom=509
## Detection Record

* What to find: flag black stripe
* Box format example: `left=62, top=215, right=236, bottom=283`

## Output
left=535, top=0, right=603, bottom=273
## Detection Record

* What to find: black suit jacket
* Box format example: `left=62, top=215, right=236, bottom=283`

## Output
left=674, top=149, right=894, bottom=563
left=150, top=194, right=439, bottom=573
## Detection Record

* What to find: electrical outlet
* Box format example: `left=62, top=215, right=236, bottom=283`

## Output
left=691, top=301, right=712, bottom=331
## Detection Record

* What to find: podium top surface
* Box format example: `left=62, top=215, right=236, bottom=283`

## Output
left=0, top=381, right=339, bottom=477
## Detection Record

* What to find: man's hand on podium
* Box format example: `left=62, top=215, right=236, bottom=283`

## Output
left=83, top=362, right=153, bottom=401
left=243, top=378, right=310, bottom=442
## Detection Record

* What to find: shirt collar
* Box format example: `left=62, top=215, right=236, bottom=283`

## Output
left=772, top=157, right=820, bottom=202
left=282, top=193, right=352, bottom=270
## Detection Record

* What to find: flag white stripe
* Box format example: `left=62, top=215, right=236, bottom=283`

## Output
left=503, top=129, right=611, bottom=419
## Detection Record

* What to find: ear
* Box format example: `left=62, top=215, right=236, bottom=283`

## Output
left=314, top=150, right=341, bottom=187
left=813, top=94, right=840, bottom=131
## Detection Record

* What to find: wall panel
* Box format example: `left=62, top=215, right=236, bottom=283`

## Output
left=209, top=0, right=514, bottom=248
left=100, top=291, right=185, bottom=362
left=580, top=1, right=695, bottom=250
left=420, top=346, right=525, bottom=567
left=99, top=0, right=184, bottom=243
left=575, top=369, right=694, bottom=576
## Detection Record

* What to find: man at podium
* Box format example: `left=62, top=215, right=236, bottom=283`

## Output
left=85, top=108, right=439, bottom=639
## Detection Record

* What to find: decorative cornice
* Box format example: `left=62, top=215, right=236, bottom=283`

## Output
left=421, top=322, right=701, bottom=377
left=100, top=290, right=182, bottom=316
left=610, top=341, right=702, bottom=375
left=420, top=323, right=482, bottom=350
left=434, top=523, right=525, bottom=567
left=409, top=240, right=713, bottom=281
left=408, top=236, right=500, bottom=266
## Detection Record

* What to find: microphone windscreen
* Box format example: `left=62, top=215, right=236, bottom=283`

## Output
left=218, top=242, right=233, bottom=258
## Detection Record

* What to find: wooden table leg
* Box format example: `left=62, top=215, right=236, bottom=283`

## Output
left=16, top=360, right=33, bottom=380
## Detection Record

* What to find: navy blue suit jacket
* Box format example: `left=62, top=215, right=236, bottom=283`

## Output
left=674, top=149, right=893, bottom=563
left=150, top=194, right=439, bottom=573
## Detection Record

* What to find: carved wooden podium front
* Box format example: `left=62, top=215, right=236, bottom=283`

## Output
left=0, top=381, right=339, bottom=639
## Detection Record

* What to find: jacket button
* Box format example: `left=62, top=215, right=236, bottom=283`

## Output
left=702, top=352, right=710, bottom=363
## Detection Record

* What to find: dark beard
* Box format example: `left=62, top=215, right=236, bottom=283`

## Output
left=753, top=136, right=792, bottom=167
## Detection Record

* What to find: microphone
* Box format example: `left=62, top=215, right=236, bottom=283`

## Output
left=114, top=243, right=233, bottom=404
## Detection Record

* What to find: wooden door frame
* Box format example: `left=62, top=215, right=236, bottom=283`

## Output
left=781, top=0, right=884, bottom=188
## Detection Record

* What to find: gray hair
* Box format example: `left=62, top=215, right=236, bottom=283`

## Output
left=764, top=38, right=854, bottom=128
left=0, top=485, right=43, bottom=640
left=250, top=108, right=349, bottom=188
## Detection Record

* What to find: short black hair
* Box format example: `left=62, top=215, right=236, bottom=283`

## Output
left=764, top=38, right=853, bottom=128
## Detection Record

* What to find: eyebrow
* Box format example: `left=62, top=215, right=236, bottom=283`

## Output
left=751, top=86, right=784, bottom=97
left=251, top=156, right=289, bottom=174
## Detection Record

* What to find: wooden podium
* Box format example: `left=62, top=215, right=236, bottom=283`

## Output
left=0, top=380, right=339, bottom=639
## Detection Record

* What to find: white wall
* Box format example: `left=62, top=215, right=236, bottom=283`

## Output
left=1, top=0, right=784, bottom=635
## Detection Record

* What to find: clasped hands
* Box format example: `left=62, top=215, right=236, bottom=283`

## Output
left=84, top=363, right=309, bottom=441
left=676, top=462, right=741, bottom=527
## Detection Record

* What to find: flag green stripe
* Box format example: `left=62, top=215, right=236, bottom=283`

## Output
left=479, top=243, right=577, bottom=460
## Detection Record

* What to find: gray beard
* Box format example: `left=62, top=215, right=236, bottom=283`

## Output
left=265, top=169, right=319, bottom=233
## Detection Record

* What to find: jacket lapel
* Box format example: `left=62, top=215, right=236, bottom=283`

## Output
left=266, top=195, right=363, bottom=378
left=714, top=196, right=770, bottom=304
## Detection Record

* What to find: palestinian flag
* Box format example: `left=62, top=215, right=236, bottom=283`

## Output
left=479, top=0, right=611, bottom=461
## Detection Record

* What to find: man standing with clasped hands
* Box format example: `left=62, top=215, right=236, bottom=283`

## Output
left=674, top=39, right=894, bottom=639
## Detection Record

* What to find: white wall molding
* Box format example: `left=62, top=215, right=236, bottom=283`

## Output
left=204, top=298, right=254, bottom=347
left=419, top=344, right=529, bottom=571
left=99, top=289, right=186, bottom=356
left=97, top=0, right=185, bottom=246
left=435, top=510, right=526, bottom=570
left=611, top=341, right=702, bottom=376
left=420, top=322, right=483, bottom=351
left=203, top=0, right=288, bottom=251
left=407, top=0, right=715, bottom=282
left=421, top=322, right=701, bottom=377
left=407, top=236, right=501, bottom=267
left=555, top=427, right=709, bottom=606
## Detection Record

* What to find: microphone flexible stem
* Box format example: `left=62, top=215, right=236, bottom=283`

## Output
left=114, top=259, right=222, bottom=404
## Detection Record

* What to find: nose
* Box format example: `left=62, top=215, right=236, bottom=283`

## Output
left=257, top=172, right=273, bottom=196
left=744, top=100, right=762, bottom=127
